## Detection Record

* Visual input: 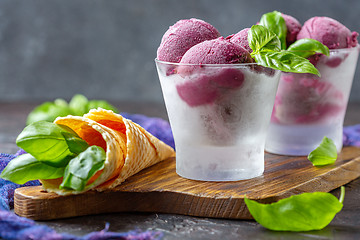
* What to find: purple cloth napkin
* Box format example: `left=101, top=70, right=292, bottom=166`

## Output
left=0, top=113, right=173, bottom=240
left=343, top=124, right=360, bottom=147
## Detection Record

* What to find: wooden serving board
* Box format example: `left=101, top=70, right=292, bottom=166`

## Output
left=14, top=146, right=360, bottom=220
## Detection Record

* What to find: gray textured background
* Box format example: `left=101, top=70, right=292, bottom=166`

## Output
left=0, top=0, right=359, bottom=104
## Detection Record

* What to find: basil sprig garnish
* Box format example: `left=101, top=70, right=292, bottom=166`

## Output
left=248, top=23, right=281, bottom=53
left=259, top=10, right=287, bottom=50
left=288, top=38, right=330, bottom=58
left=307, top=136, right=338, bottom=166
left=1, top=122, right=106, bottom=191
left=249, top=25, right=320, bottom=76
left=26, top=94, right=118, bottom=125
left=245, top=186, right=345, bottom=231
left=252, top=11, right=330, bottom=76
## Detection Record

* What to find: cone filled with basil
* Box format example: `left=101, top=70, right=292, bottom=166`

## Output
left=1, top=108, right=175, bottom=195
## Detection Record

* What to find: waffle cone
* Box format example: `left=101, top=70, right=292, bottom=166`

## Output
left=40, top=108, right=175, bottom=195
left=84, top=108, right=175, bottom=190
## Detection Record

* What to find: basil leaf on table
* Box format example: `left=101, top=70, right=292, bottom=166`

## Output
left=259, top=10, right=287, bottom=50
left=26, top=99, right=72, bottom=125
left=245, top=187, right=345, bottom=231
left=308, top=136, right=338, bottom=166
left=26, top=94, right=119, bottom=125
left=69, top=94, right=89, bottom=116
left=288, top=38, right=330, bottom=58
left=0, top=154, right=65, bottom=184
left=60, top=145, right=106, bottom=191
left=69, top=94, right=119, bottom=115
left=253, top=51, right=320, bottom=76
left=87, top=100, right=119, bottom=113
left=16, top=121, right=89, bottom=167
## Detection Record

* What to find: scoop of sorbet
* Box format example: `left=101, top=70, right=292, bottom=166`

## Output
left=176, top=37, right=252, bottom=107
left=282, top=13, right=302, bottom=46
left=180, top=37, right=253, bottom=65
left=228, top=28, right=252, bottom=53
left=297, top=16, right=358, bottom=49
left=157, top=18, right=220, bottom=63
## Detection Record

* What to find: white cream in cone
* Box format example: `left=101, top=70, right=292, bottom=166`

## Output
left=40, top=108, right=175, bottom=195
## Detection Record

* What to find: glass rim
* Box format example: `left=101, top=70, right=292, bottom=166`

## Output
left=155, top=58, right=262, bottom=67
left=155, top=45, right=360, bottom=66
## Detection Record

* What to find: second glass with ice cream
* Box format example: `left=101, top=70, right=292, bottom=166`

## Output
left=265, top=16, right=360, bottom=156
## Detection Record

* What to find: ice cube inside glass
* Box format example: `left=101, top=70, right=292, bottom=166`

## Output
left=155, top=59, right=280, bottom=181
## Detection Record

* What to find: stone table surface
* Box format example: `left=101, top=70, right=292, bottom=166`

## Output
left=1, top=101, right=360, bottom=240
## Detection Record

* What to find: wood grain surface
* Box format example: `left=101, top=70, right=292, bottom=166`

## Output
left=14, top=146, right=360, bottom=220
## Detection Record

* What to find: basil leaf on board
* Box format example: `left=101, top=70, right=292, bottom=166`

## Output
left=259, top=11, right=287, bottom=50
left=307, top=136, right=337, bottom=166
left=16, top=121, right=89, bottom=167
left=253, top=51, right=320, bottom=76
left=288, top=38, right=330, bottom=58
left=26, top=99, right=72, bottom=125
left=0, top=154, right=64, bottom=184
left=244, top=187, right=344, bottom=231
left=60, top=145, right=106, bottom=191
left=249, top=25, right=281, bottom=54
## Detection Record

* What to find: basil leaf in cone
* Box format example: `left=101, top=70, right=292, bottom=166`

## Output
left=16, top=121, right=89, bottom=167
left=60, top=146, right=106, bottom=191
left=0, top=154, right=64, bottom=184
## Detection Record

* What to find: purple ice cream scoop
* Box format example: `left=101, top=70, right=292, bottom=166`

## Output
left=282, top=13, right=302, bottom=46
left=180, top=36, right=253, bottom=65
left=156, top=18, right=220, bottom=63
left=176, top=37, right=252, bottom=107
left=228, top=28, right=252, bottom=53
left=297, top=16, right=358, bottom=49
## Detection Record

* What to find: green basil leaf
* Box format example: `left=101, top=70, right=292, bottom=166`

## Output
left=0, top=154, right=64, bottom=184
left=60, top=145, right=106, bottom=191
left=288, top=38, right=330, bottom=58
left=245, top=190, right=344, bottom=231
left=253, top=51, right=320, bottom=76
left=58, top=124, right=89, bottom=155
left=26, top=94, right=119, bottom=125
left=248, top=25, right=281, bottom=54
left=16, top=121, right=89, bottom=167
left=307, top=136, right=337, bottom=166
left=69, top=94, right=89, bottom=116
left=259, top=11, right=287, bottom=50
left=69, top=94, right=119, bottom=115
left=87, top=100, right=118, bottom=113
left=26, top=99, right=72, bottom=125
